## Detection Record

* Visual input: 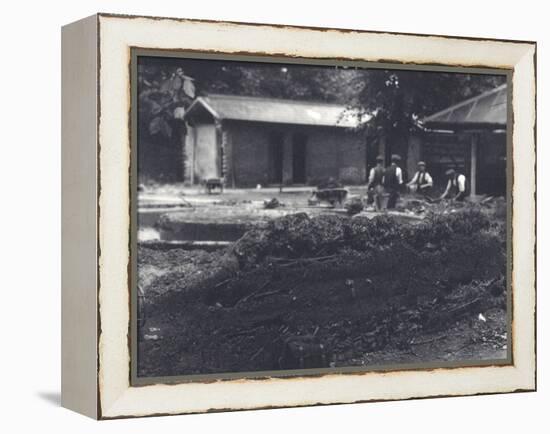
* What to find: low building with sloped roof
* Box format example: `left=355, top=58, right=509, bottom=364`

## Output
left=183, top=94, right=367, bottom=188
left=411, top=84, right=508, bottom=196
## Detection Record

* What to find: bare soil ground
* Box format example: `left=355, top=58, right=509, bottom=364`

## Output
left=136, top=195, right=508, bottom=378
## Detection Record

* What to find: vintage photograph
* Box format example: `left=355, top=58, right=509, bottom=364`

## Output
left=134, top=54, right=510, bottom=380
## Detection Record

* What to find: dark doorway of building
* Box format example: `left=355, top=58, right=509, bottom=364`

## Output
left=292, top=133, right=307, bottom=184
left=268, top=132, right=284, bottom=184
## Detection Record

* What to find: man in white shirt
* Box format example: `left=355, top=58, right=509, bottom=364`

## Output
left=441, top=168, right=468, bottom=201
left=407, top=161, right=433, bottom=198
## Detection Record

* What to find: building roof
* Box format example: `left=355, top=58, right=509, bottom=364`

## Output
left=422, top=84, right=507, bottom=130
left=184, top=94, right=364, bottom=128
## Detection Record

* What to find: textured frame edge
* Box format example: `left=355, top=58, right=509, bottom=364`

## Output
left=59, top=13, right=536, bottom=419
left=61, top=14, right=100, bottom=419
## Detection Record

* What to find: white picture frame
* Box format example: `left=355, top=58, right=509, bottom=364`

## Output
left=61, top=13, right=536, bottom=419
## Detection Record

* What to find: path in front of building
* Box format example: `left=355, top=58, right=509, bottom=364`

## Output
left=137, top=184, right=380, bottom=243
left=139, top=184, right=367, bottom=207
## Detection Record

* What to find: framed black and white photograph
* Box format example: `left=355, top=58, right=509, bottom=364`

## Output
left=61, top=13, right=536, bottom=419
left=132, top=52, right=512, bottom=382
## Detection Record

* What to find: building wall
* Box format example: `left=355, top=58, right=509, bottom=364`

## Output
left=225, top=121, right=270, bottom=187
left=335, top=131, right=367, bottom=184
left=405, top=132, right=470, bottom=193
left=193, top=124, right=219, bottom=182
left=224, top=120, right=366, bottom=187
left=475, top=131, right=507, bottom=196
left=408, top=131, right=506, bottom=196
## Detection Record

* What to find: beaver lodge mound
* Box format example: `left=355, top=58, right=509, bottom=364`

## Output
left=137, top=203, right=508, bottom=377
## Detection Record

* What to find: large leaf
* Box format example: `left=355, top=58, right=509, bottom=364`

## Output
left=149, top=100, right=163, bottom=115
left=149, top=116, right=172, bottom=137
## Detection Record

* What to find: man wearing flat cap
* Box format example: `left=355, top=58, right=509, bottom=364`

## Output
left=383, top=154, right=403, bottom=209
left=407, top=161, right=433, bottom=198
left=441, top=168, right=468, bottom=201
left=367, top=155, right=386, bottom=211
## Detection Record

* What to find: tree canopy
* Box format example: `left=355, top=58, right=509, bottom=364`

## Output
left=137, top=56, right=506, bottom=146
left=346, top=69, right=505, bottom=146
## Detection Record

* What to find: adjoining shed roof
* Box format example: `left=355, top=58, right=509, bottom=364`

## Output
left=184, top=94, right=363, bottom=128
left=422, top=84, right=507, bottom=130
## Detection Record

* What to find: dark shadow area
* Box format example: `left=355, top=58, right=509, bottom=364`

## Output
left=37, top=391, right=61, bottom=407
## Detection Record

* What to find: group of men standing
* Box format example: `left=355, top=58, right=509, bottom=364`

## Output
left=366, top=154, right=468, bottom=211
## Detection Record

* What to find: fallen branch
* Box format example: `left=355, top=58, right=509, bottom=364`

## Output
left=250, top=347, right=265, bottom=361
left=275, top=255, right=341, bottom=269
left=253, top=289, right=284, bottom=301
left=227, top=325, right=264, bottom=338
left=233, top=280, right=271, bottom=307
left=410, top=335, right=447, bottom=346
left=213, top=277, right=233, bottom=289
left=445, top=297, right=482, bottom=315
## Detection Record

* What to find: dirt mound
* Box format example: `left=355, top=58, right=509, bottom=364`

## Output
left=138, top=248, right=239, bottom=299
left=232, top=208, right=492, bottom=269
left=232, top=213, right=350, bottom=268
left=137, top=207, right=506, bottom=377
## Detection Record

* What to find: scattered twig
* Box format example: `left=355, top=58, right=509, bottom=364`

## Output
left=250, top=347, right=265, bottom=361
left=272, top=254, right=338, bottom=264
left=213, top=277, right=232, bottom=289
left=227, top=325, right=264, bottom=338
left=445, top=297, right=482, bottom=315
left=452, top=338, right=477, bottom=353
left=233, top=280, right=271, bottom=307
left=403, top=348, right=419, bottom=358
left=273, top=255, right=340, bottom=269
left=253, top=288, right=284, bottom=300
left=410, top=335, right=447, bottom=346
left=181, top=197, right=194, bottom=208
left=233, top=292, right=258, bottom=308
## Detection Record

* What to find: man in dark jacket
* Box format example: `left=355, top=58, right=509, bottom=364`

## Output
left=384, top=154, right=403, bottom=209
left=366, top=155, right=385, bottom=211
